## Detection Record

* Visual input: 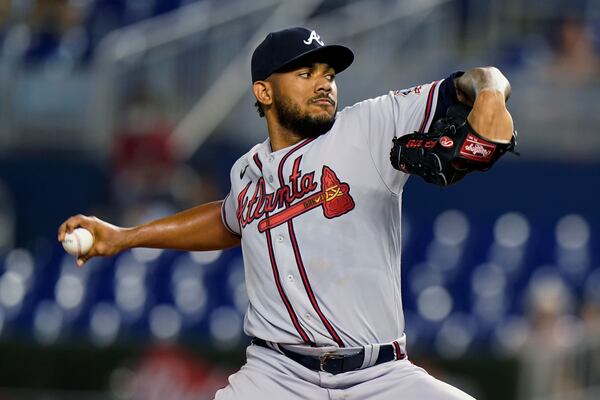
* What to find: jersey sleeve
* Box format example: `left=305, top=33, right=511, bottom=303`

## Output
left=346, top=72, right=462, bottom=193
left=221, top=190, right=241, bottom=237
left=430, top=71, right=463, bottom=125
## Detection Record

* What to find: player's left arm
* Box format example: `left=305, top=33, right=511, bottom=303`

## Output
left=454, top=66, right=514, bottom=143
left=389, top=66, right=518, bottom=186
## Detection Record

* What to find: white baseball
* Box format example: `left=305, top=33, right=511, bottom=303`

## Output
left=62, top=228, right=94, bottom=257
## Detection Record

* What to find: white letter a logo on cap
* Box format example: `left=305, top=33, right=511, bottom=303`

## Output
left=303, top=30, right=324, bottom=46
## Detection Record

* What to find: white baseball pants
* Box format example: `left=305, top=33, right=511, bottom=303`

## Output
left=214, top=343, right=476, bottom=400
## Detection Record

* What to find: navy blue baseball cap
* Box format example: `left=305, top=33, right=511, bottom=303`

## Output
left=251, top=27, right=354, bottom=82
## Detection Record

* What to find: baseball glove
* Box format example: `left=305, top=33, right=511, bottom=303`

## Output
left=390, top=104, right=517, bottom=186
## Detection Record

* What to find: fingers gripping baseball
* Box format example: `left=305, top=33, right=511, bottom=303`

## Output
left=58, top=215, right=126, bottom=267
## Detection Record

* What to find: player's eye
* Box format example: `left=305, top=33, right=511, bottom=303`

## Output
left=298, top=72, right=310, bottom=78
left=325, top=74, right=335, bottom=81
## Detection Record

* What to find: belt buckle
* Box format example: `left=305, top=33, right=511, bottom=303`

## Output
left=319, top=352, right=344, bottom=373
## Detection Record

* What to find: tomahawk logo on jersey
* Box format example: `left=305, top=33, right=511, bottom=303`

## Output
left=235, top=157, right=355, bottom=232
left=221, top=72, right=463, bottom=348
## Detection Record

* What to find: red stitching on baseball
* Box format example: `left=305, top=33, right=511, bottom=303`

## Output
left=74, top=231, right=82, bottom=256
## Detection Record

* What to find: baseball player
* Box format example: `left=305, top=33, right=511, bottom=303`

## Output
left=58, top=27, right=515, bottom=399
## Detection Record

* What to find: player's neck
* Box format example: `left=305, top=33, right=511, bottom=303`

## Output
left=268, top=133, right=304, bottom=152
left=266, top=120, right=305, bottom=152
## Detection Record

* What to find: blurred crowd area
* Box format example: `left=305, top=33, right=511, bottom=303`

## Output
left=0, top=0, right=599, bottom=399
left=0, top=0, right=193, bottom=65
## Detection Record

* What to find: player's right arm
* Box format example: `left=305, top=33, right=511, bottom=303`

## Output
left=57, top=201, right=241, bottom=267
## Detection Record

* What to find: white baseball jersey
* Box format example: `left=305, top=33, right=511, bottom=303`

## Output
left=221, top=74, right=460, bottom=349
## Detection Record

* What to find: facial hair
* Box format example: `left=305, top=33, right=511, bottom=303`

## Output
left=273, top=93, right=336, bottom=138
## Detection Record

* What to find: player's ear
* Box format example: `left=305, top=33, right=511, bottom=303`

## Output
left=253, top=81, right=273, bottom=107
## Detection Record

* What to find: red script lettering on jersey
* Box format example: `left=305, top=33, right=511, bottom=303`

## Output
left=236, top=157, right=355, bottom=230
left=237, top=156, right=317, bottom=228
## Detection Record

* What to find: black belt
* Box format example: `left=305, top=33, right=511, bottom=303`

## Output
left=252, top=338, right=405, bottom=375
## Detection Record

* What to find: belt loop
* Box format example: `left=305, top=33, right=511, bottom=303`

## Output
left=392, top=340, right=405, bottom=360
left=269, top=341, right=282, bottom=353
left=259, top=338, right=282, bottom=353
left=367, top=343, right=380, bottom=368
left=360, top=344, right=373, bottom=369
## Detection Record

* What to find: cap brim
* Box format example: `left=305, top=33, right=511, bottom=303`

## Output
left=271, top=45, right=354, bottom=77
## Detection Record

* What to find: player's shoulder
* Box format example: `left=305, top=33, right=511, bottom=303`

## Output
left=334, top=91, right=405, bottom=124
left=338, top=83, right=433, bottom=113
left=335, top=94, right=387, bottom=121
left=336, top=78, right=448, bottom=119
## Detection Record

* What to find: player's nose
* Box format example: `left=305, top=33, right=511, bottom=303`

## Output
left=314, top=76, right=332, bottom=93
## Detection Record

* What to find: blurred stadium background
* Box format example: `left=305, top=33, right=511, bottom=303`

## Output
left=0, top=0, right=599, bottom=399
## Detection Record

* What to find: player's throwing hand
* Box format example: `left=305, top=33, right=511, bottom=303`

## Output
left=58, top=215, right=127, bottom=267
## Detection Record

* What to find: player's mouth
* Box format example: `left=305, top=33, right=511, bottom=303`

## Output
left=310, top=96, right=335, bottom=106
